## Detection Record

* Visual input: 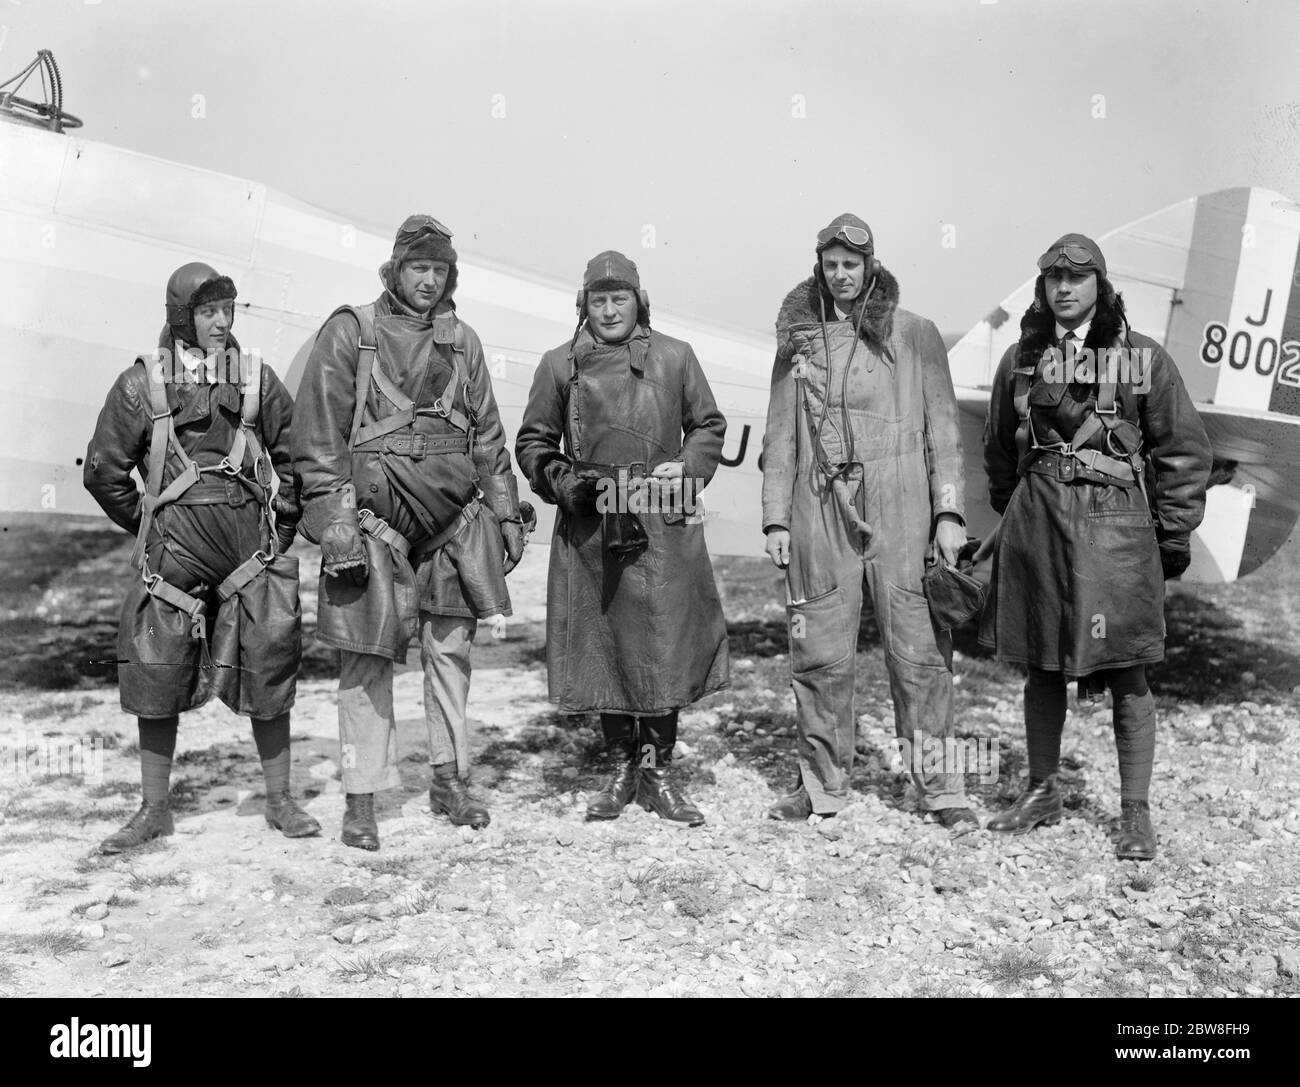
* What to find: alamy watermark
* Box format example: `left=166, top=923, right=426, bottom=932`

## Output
left=1041, top=343, right=1153, bottom=393
left=889, top=734, right=999, bottom=785
left=1, top=731, right=105, bottom=783
left=144, top=346, right=261, bottom=385
left=593, top=471, right=706, bottom=521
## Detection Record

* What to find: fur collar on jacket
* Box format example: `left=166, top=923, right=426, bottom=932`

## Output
left=775, top=265, right=901, bottom=352
left=1016, top=298, right=1126, bottom=367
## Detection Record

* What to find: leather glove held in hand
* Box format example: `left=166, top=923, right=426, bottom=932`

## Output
left=321, top=521, right=368, bottom=583
left=547, top=464, right=599, bottom=517
left=501, top=521, right=526, bottom=574
left=272, top=489, right=301, bottom=553
left=303, top=487, right=368, bottom=583
left=1160, top=546, right=1191, bottom=580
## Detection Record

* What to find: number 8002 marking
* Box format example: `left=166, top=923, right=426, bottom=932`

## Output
left=1201, top=322, right=1300, bottom=386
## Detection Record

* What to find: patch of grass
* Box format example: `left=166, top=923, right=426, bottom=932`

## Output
left=1127, top=871, right=1158, bottom=893
left=898, top=844, right=933, bottom=869
left=192, top=931, right=226, bottom=949
left=2, top=927, right=89, bottom=957
left=333, top=950, right=420, bottom=981
left=854, top=877, right=894, bottom=913
left=322, top=885, right=371, bottom=907
left=31, top=877, right=90, bottom=898
left=88, top=780, right=138, bottom=799
left=628, top=862, right=725, bottom=919
left=357, top=856, right=416, bottom=876
left=275, top=985, right=307, bottom=998
left=0, top=826, right=65, bottom=847
left=536, top=954, right=578, bottom=985
left=977, top=947, right=1061, bottom=991
left=106, top=892, right=137, bottom=908
left=85, top=730, right=121, bottom=751
left=908, top=976, right=977, bottom=998
left=821, top=968, right=881, bottom=998
left=126, top=869, right=184, bottom=891
left=5, top=800, right=84, bottom=822
left=0, top=959, right=18, bottom=987
left=388, top=889, right=434, bottom=918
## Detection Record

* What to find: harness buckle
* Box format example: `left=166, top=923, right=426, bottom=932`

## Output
left=1094, top=402, right=1118, bottom=415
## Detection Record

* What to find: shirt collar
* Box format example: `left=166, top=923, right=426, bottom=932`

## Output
left=1055, top=318, right=1091, bottom=342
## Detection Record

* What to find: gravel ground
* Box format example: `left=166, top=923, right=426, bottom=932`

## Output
left=1, top=526, right=1297, bottom=998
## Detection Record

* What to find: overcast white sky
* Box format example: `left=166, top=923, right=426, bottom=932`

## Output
left=6, top=0, right=1299, bottom=338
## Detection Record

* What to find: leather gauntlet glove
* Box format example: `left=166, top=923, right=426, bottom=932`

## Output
left=543, top=461, right=599, bottom=516
left=1157, top=530, right=1191, bottom=580
left=302, top=485, right=368, bottom=584
left=480, top=474, right=526, bottom=573
left=273, top=487, right=301, bottom=553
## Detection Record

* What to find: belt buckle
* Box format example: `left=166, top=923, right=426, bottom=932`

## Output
left=1057, top=456, right=1075, bottom=481
left=628, top=461, right=646, bottom=479
left=226, top=478, right=245, bottom=505
left=410, top=434, right=427, bottom=461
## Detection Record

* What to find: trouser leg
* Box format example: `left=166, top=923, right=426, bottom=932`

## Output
left=421, top=612, right=477, bottom=777
left=1107, top=665, right=1155, bottom=802
left=1025, top=667, right=1068, bottom=781
left=864, top=555, right=967, bottom=811
left=786, top=506, right=863, bottom=815
left=337, top=651, right=401, bottom=793
left=138, top=716, right=179, bottom=803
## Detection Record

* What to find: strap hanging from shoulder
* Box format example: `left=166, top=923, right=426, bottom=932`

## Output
left=129, top=353, right=199, bottom=569
left=342, top=303, right=379, bottom=449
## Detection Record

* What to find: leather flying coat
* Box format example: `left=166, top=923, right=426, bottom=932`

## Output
left=979, top=316, right=1212, bottom=674
left=516, top=325, right=730, bottom=714
left=292, top=291, right=514, bottom=659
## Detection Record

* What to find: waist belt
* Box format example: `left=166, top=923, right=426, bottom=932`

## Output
left=1024, top=449, right=1137, bottom=486
left=170, top=475, right=262, bottom=506
left=352, top=433, right=470, bottom=459
left=573, top=459, right=650, bottom=479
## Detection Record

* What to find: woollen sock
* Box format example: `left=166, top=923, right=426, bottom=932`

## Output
left=1024, top=668, right=1067, bottom=783
left=252, top=712, right=291, bottom=797
left=1108, top=666, right=1156, bottom=802
left=138, top=716, right=179, bottom=803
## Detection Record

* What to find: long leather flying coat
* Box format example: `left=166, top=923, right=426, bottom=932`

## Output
left=980, top=309, right=1212, bottom=674
left=293, top=291, right=513, bottom=658
left=516, top=324, right=730, bottom=714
